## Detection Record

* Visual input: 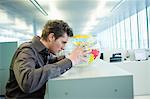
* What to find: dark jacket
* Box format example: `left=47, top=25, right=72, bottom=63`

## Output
left=5, top=36, right=72, bottom=99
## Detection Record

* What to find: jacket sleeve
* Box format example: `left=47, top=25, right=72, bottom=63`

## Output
left=13, top=47, right=72, bottom=93
left=48, top=54, right=66, bottom=64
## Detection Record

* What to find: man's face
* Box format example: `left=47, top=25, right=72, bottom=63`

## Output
left=49, top=33, right=69, bottom=54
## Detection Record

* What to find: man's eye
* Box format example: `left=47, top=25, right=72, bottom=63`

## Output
left=63, top=41, right=67, bottom=44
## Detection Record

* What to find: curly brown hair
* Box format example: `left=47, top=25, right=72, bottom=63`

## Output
left=41, top=20, right=73, bottom=40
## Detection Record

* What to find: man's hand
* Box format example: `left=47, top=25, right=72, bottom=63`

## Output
left=67, top=46, right=90, bottom=65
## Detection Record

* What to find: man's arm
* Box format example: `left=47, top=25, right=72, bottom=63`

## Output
left=48, top=54, right=65, bottom=64
left=13, top=48, right=72, bottom=93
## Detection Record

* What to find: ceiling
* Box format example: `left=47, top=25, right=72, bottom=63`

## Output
left=0, top=0, right=150, bottom=35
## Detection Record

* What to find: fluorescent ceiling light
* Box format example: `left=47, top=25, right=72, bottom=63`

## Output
left=81, top=1, right=108, bottom=34
left=0, top=10, right=14, bottom=25
left=48, top=2, right=65, bottom=20
left=14, top=18, right=27, bottom=28
left=29, top=0, right=48, bottom=16
left=13, top=18, right=31, bottom=32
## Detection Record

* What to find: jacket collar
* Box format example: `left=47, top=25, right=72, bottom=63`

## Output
left=32, top=36, right=49, bottom=53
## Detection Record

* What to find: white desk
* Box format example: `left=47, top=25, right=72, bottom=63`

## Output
left=46, top=59, right=133, bottom=99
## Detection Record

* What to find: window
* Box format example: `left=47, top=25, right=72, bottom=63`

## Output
left=130, top=13, right=139, bottom=49
left=109, top=26, right=114, bottom=49
left=124, top=17, right=131, bottom=49
left=120, top=20, right=126, bottom=49
left=147, top=6, right=150, bottom=48
left=116, top=23, right=121, bottom=48
left=138, top=9, right=148, bottom=48
left=112, top=25, right=117, bottom=49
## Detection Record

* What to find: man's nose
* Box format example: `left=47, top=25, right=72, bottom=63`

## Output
left=61, top=47, right=64, bottom=50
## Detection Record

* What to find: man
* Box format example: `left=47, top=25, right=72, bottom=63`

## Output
left=5, top=20, right=87, bottom=98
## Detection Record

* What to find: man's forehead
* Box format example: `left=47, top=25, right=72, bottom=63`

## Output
left=58, top=35, right=69, bottom=41
left=62, top=33, right=69, bottom=38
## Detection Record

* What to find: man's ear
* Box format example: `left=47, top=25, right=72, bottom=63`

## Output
left=48, top=33, right=55, bottom=41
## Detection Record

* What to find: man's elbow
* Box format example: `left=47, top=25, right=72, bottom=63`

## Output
left=20, top=83, right=33, bottom=93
